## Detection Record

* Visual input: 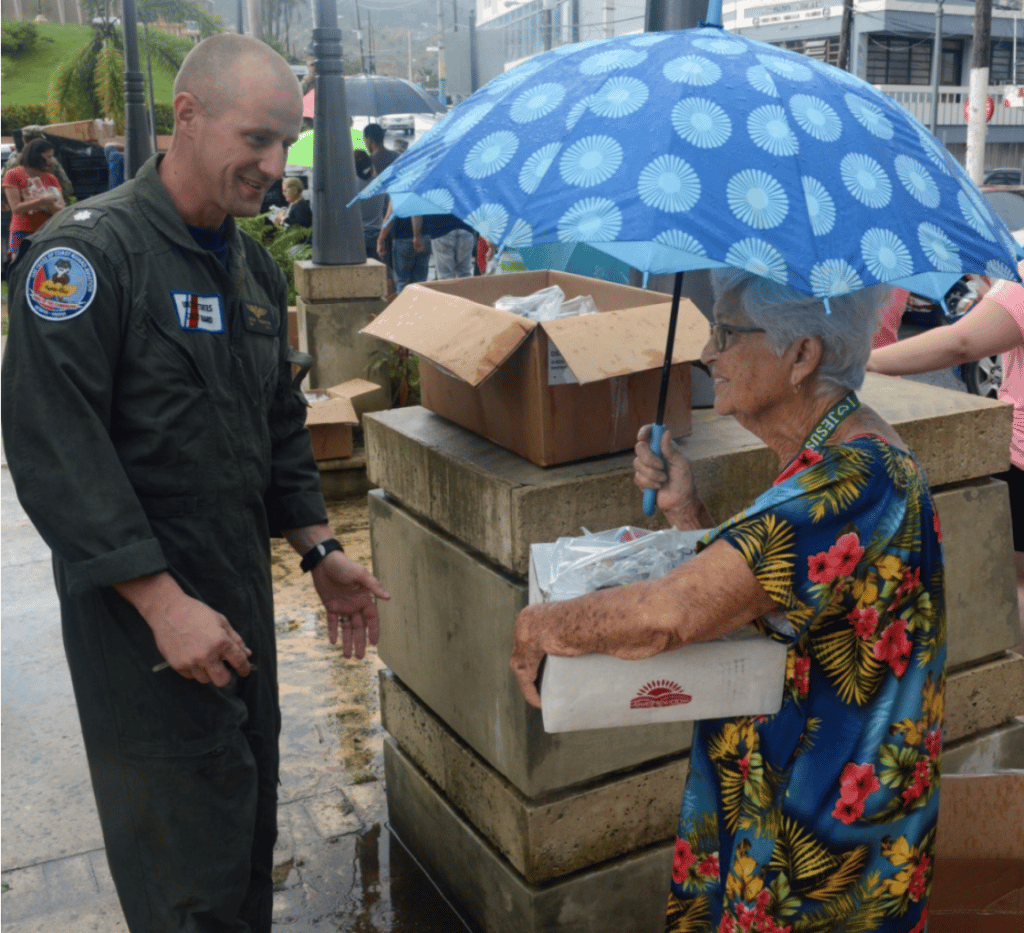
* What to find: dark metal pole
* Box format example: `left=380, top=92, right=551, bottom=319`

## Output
left=837, top=0, right=853, bottom=71
left=143, top=21, right=159, bottom=155
left=122, top=0, right=152, bottom=178
left=312, top=0, right=367, bottom=265
left=237, top=0, right=243, bottom=32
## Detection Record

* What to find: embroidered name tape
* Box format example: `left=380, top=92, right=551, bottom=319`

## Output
left=25, top=247, right=98, bottom=321
left=171, top=291, right=225, bottom=333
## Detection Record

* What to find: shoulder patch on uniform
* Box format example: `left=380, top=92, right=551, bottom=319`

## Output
left=171, top=290, right=225, bottom=334
left=66, top=208, right=105, bottom=228
left=25, top=247, right=98, bottom=321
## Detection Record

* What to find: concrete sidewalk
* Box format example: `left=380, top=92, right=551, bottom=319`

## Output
left=0, top=449, right=470, bottom=931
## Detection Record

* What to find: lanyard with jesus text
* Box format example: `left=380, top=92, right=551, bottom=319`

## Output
left=775, top=391, right=861, bottom=484
left=800, top=391, right=861, bottom=453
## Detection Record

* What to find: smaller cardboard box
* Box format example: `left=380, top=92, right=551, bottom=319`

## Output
left=361, top=270, right=709, bottom=466
left=931, top=771, right=1024, bottom=932
left=528, top=527, right=788, bottom=733
left=305, top=379, right=380, bottom=461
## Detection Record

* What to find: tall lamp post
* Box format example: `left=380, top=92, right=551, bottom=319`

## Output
left=312, top=0, right=369, bottom=264
left=122, top=0, right=153, bottom=178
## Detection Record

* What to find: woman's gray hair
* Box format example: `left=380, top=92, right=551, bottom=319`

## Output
left=282, top=176, right=304, bottom=195
left=710, top=268, right=890, bottom=393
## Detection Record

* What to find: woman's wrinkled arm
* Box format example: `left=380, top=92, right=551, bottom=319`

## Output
left=510, top=538, right=778, bottom=707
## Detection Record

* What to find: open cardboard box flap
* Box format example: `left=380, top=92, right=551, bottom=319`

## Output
left=542, top=298, right=707, bottom=385
left=361, top=285, right=534, bottom=386
left=306, top=379, right=382, bottom=426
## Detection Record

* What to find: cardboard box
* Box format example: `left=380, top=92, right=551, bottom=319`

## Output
left=305, top=379, right=380, bottom=461
left=361, top=271, right=709, bottom=466
left=932, top=772, right=1024, bottom=932
left=529, top=528, right=788, bottom=733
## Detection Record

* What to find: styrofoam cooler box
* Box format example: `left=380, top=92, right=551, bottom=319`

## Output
left=529, top=527, right=788, bottom=734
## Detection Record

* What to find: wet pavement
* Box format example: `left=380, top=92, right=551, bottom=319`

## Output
left=0, top=450, right=474, bottom=932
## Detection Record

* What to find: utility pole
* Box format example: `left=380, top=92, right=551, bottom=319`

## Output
left=929, top=0, right=944, bottom=134
left=966, top=0, right=992, bottom=183
left=453, top=0, right=458, bottom=31
left=246, top=0, right=259, bottom=37
left=367, top=11, right=375, bottom=72
left=469, top=7, right=478, bottom=91
left=437, top=0, right=446, bottom=106
left=603, top=0, right=614, bottom=37
left=837, top=0, right=853, bottom=71
left=353, top=0, right=366, bottom=72
left=236, top=0, right=243, bottom=32
left=543, top=0, right=552, bottom=50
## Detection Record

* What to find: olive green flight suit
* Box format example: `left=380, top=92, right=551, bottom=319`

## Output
left=1, top=155, right=328, bottom=933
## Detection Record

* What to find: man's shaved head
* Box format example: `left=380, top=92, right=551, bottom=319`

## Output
left=174, top=34, right=299, bottom=117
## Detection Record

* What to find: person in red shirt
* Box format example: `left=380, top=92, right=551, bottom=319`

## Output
left=3, top=137, right=64, bottom=256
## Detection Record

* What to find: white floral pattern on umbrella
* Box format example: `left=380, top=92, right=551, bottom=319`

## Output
left=359, top=25, right=1023, bottom=299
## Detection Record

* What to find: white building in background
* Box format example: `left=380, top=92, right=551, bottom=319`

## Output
left=472, top=0, right=1023, bottom=168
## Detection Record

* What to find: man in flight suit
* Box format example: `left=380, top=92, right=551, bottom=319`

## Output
left=1, top=34, right=389, bottom=932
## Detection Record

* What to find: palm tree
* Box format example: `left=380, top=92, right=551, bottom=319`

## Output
left=47, top=0, right=221, bottom=130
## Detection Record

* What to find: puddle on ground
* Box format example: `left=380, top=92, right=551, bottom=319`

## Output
left=269, top=496, right=477, bottom=931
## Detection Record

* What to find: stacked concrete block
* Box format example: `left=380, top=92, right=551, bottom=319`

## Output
left=365, top=373, right=1024, bottom=933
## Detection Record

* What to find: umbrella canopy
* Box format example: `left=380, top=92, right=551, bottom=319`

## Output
left=361, top=27, right=1023, bottom=301
left=304, top=74, right=446, bottom=119
left=286, top=128, right=366, bottom=168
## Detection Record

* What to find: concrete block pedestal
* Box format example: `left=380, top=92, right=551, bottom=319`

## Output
left=365, top=376, right=1024, bottom=933
left=293, top=258, right=390, bottom=406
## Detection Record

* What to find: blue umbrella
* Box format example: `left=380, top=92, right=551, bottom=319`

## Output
left=358, top=14, right=1024, bottom=508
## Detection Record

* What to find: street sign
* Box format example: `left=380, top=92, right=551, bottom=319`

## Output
left=963, top=95, right=995, bottom=122
left=1004, top=86, right=1024, bottom=108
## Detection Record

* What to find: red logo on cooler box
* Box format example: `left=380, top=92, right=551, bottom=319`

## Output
left=630, top=679, right=692, bottom=709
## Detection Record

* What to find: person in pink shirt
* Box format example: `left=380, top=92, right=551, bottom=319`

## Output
left=871, top=286, right=910, bottom=349
left=868, top=261, right=1024, bottom=646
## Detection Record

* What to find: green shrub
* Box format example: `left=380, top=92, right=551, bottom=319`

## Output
left=235, top=214, right=311, bottom=306
left=1, top=19, right=38, bottom=55
left=153, top=101, right=174, bottom=135
left=1, top=102, right=49, bottom=135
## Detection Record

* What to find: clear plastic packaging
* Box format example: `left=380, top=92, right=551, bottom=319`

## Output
left=494, top=285, right=599, bottom=322
left=534, top=525, right=706, bottom=604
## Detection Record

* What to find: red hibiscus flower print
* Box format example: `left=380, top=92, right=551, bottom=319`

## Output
left=933, top=510, right=942, bottom=543
left=832, top=795, right=865, bottom=824
left=925, top=729, right=942, bottom=760
left=827, top=532, right=865, bottom=577
left=896, top=566, right=922, bottom=598
left=672, top=836, right=696, bottom=885
left=848, top=605, right=879, bottom=639
left=910, top=906, right=929, bottom=933
left=807, top=551, right=834, bottom=584
left=793, top=655, right=810, bottom=695
left=697, top=853, right=720, bottom=878
left=901, top=761, right=932, bottom=804
left=839, top=762, right=881, bottom=802
left=738, top=755, right=750, bottom=782
left=774, top=448, right=823, bottom=485
left=873, top=619, right=913, bottom=676
left=807, top=533, right=864, bottom=584
left=908, top=854, right=930, bottom=901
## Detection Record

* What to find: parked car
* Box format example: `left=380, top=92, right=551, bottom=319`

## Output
left=983, top=167, right=1022, bottom=187
left=379, top=114, right=415, bottom=135
left=904, top=185, right=1024, bottom=398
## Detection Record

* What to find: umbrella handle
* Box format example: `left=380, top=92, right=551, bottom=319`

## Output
left=642, top=422, right=666, bottom=517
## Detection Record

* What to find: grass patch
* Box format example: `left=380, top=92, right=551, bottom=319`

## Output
left=1, top=21, right=179, bottom=111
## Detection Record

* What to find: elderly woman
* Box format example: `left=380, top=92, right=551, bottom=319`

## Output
left=512, top=268, right=945, bottom=933
left=273, top=176, right=312, bottom=228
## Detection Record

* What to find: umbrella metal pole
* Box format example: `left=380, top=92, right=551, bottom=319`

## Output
left=312, top=0, right=367, bottom=265
left=643, top=270, right=684, bottom=517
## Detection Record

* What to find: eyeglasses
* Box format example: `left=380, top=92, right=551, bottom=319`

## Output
left=709, top=322, right=766, bottom=353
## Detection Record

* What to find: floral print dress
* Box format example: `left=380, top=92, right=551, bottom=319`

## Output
left=667, top=435, right=946, bottom=933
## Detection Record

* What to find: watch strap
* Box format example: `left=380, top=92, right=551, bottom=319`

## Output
left=300, top=537, right=344, bottom=572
